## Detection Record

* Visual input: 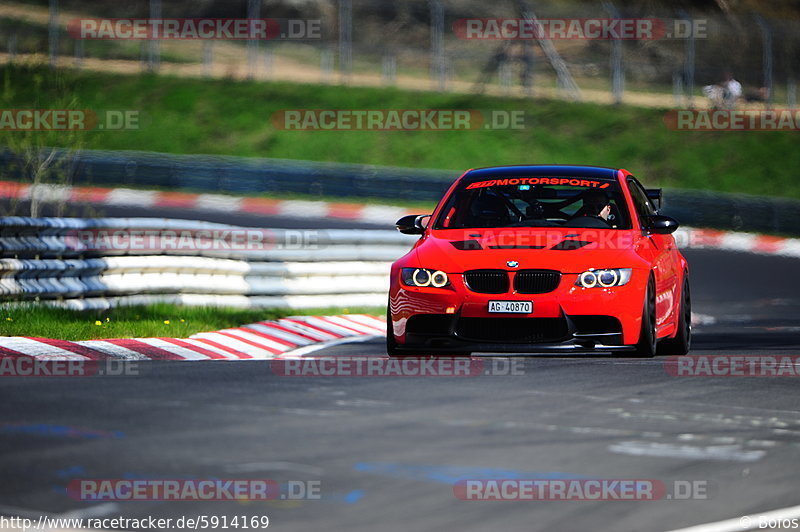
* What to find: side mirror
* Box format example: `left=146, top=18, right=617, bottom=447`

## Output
left=647, top=215, right=679, bottom=234
left=395, top=214, right=430, bottom=235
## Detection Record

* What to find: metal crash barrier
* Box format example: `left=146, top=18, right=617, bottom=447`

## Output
left=0, top=217, right=417, bottom=310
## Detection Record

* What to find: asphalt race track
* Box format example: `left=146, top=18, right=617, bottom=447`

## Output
left=1, top=203, right=800, bottom=532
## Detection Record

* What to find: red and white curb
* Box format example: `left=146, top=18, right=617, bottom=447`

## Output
left=0, top=314, right=386, bottom=361
left=3, top=180, right=800, bottom=258
left=0, top=181, right=416, bottom=226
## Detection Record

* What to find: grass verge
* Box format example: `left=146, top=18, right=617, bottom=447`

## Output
left=0, top=303, right=383, bottom=341
left=2, top=64, right=799, bottom=199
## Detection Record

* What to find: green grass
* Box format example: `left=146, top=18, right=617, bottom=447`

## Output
left=1, top=64, right=800, bottom=199
left=0, top=303, right=383, bottom=341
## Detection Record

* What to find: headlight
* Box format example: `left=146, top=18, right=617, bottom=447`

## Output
left=575, top=268, right=632, bottom=288
left=401, top=268, right=450, bottom=288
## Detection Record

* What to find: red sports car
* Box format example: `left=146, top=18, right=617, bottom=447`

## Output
left=387, top=165, right=690, bottom=357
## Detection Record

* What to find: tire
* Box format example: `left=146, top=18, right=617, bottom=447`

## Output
left=386, top=306, right=470, bottom=357
left=386, top=305, right=427, bottom=357
left=386, top=305, right=401, bottom=356
left=633, top=276, right=657, bottom=358
left=657, top=274, right=691, bottom=356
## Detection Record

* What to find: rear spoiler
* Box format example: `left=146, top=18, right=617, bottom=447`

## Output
left=646, top=188, right=662, bottom=210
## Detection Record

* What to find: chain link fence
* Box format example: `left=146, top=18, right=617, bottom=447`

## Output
left=1, top=0, right=798, bottom=108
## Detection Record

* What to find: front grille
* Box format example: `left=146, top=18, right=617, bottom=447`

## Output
left=455, top=317, right=569, bottom=344
left=514, top=270, right=561, bottom=294
left=464, top=270, right=509, bottom=294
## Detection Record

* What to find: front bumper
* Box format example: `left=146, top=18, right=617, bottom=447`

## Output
left=389, top=269, right=648, bottom=350
left=395, top=311, right=632, bottom=353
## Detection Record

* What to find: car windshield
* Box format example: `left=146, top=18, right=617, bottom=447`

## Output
left=433, top=175, right=632, bottom=230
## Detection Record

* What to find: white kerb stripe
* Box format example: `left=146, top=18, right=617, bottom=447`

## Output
left=244, top=323, right=314, bottom=346
left=345, top=314, right=388, bottom=333
left=334, top=315, right=386, bottom=334
left=322, top=315, right=384, bottom=335
left=666, top=503, right=800, bottom=532
left=300, top=316, right=363, bottom=336
left=276, top=319, right=338, bottom=341
left=77, top=340, right=149, bottom=360
left=196, top=194, right=243, bottom=212
left=177, top=338, right=246, bottom=360
left=279, top=200, right=329, bottom=219
left=191, top=333, right=276, bottom=359
left=0, top=338, right=89, bottom=360
left=359, top=205, right=411, bottom=224
left=719, top=233, right=758, bottom=252
left=778, top=240, right=800, bottom=259
left=219, top=329, right=291, bottom=353
left=105, top=188, right=158, bottom=207
left=136, top=338, right=212, bottom=360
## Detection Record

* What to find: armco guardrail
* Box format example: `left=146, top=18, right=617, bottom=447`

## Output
left=2, top=217, right=799, bottom=311
left=0, top=148, right=455, bottom=204
left=3, top=148, right=799, bottom=236
left=0, top=217, right=418, bottom=310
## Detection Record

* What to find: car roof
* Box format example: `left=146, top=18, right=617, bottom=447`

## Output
left=463, top=165, right=620, bottom=180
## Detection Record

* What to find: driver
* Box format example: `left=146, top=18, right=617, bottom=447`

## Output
left=563, top=189, right=612, bottom=228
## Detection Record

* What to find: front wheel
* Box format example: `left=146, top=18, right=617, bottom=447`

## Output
left=386, top=306, right=430, bottom=357
left=633, top=276, right=657, bottom=358
left=386, top=305, right=401, bottom=356
left=657, top=274, right=691, bottom=356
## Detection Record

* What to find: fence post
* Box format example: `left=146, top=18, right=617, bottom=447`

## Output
left=680, top=11, right=695, bottom=108
left=321, top=48, right=334, bottom=83
left=338, top=0, right=352, bottom=82
left=8, top=34, right=17, bottom=63
left=74, top=37, right=83, bottom=69
left=430, top=0, right=446, bottom=91
left=520, top=41, right=534, bottom=97
left=148, top=0, right=161, bottom=73
left=382, top=54, right=396, bottom=85
left=247, top=0, right=260, bottom=79
left=604, top=1, right=624, bottom=105
left=756, top=16, right=773, bottom=107
left=202, top=41, right=213, bottom=77
left=673, top=70, right=683, bottom=106
left=48, top=0, right=58, bottom=68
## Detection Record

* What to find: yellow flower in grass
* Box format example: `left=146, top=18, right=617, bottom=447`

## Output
left=5, top=317, right=12, bottom=321
left=163, top=320, right=170, bottom=325
left=94, top=320, right=102, bottom=326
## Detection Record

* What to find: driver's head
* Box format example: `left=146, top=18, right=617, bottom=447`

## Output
left=470, top=191, right=510, bottom=226
left=582, top=189, right=611, bottom=218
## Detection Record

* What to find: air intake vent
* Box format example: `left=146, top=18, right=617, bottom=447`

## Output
left=514, top=270, right=561, bottom=294
left=464, top=270, right=509, bottom=294
left=455, top=317, right=569, bottom=343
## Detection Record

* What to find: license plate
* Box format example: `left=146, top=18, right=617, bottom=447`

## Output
left=488, top=301, right=532, bottom=314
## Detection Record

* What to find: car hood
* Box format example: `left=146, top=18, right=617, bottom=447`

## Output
left=412, top=227, right=649, bottom=273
